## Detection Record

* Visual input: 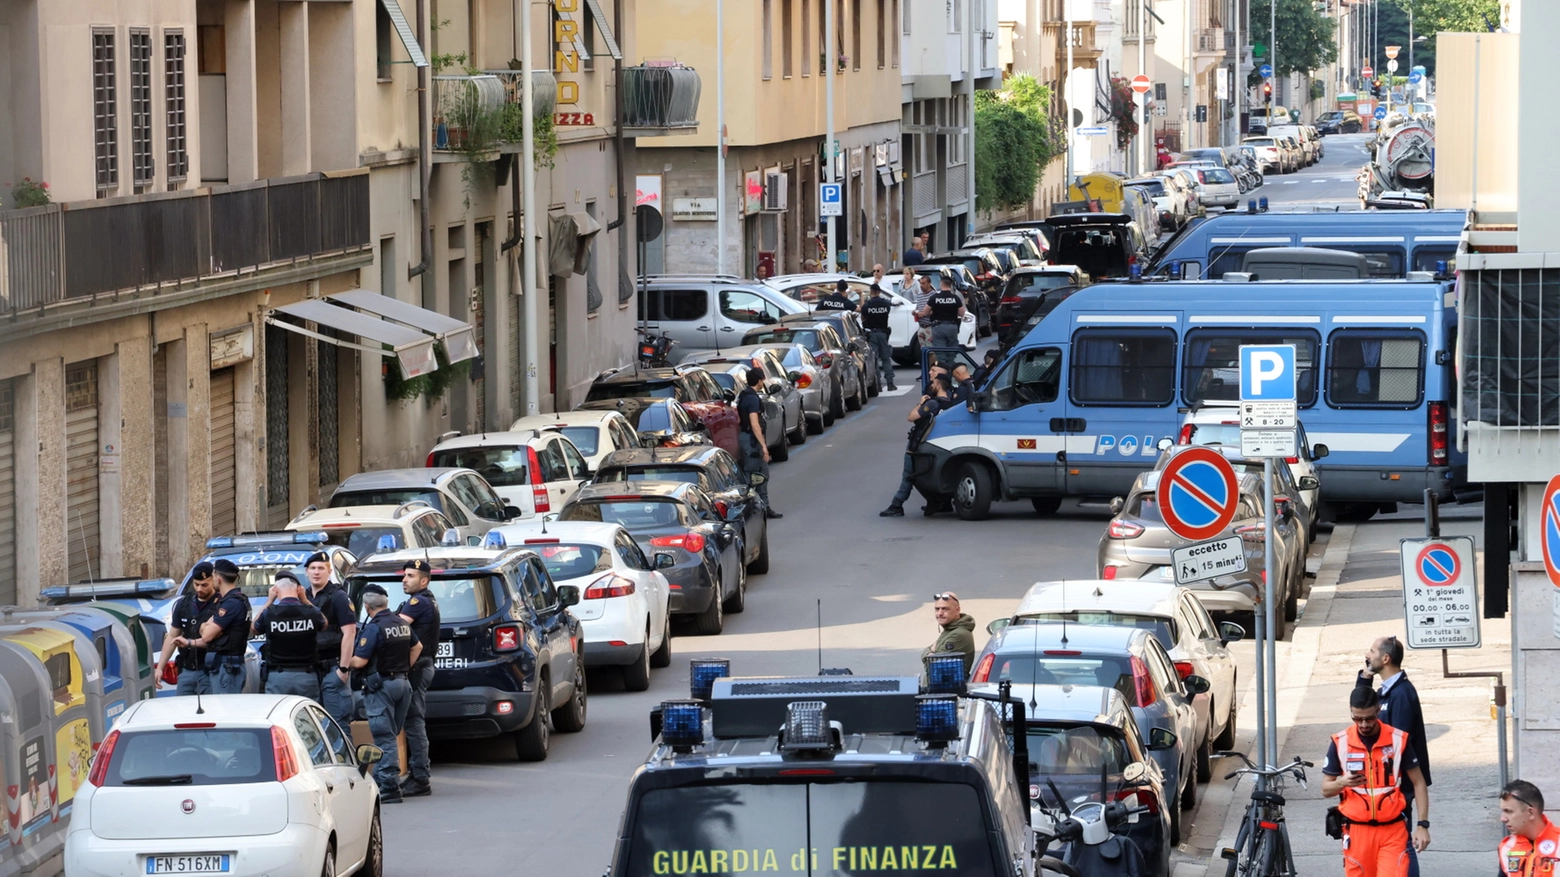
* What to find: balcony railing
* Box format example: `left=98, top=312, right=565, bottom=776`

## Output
left=433, top=71, right=557, bottom=151
left=1044, top=21, right=1100, bottom=63
left=622, top=64, right=702, bottom=132
left=1196, top=27, right=1224, bottom=54
left=0, top=171, right=369, bottom=314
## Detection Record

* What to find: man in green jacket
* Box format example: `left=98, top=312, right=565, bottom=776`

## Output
left=923, top=592, right=976, bottom=676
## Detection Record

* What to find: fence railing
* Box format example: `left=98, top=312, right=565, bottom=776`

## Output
left=622, top=64, right=702, bottom=130
left=433, top=71, right=557, bottom=151
left=1196, top=27, right=1224, bottom=53
left=0, top=170, right=369, bottom=314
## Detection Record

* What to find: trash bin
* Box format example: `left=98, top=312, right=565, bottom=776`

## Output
left=69, top=603, right=159, bottom=707
left=0, top=627, right=94, bottom=826
left=0, top=608, right=127, bottom=731
left=0, top=643, right=65, bottom=872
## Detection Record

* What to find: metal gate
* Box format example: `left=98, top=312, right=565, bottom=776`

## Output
left=209, top=368, right=237, bottom=537
left=0, top=379, right=16, bottom=603
left=316, top=341, right=339, bottom=491
left=65, top=362, right=101, bottom=583
left=264, top=325, right=290, bottom=528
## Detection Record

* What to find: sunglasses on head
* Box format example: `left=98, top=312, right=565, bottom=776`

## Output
left=933, top=593, right=957, bottom=602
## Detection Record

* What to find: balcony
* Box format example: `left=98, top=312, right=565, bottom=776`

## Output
left=0, top=171, right=371, bottom=339
left=622, top=64, right=702, bottom=136
left=433, top=71, right=557, bottom=154
left=1044, top=21, right=1101, bottom=66
left=1196, top=27, right=1224, bottom=55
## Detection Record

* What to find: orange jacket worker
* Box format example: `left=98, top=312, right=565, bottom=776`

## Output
left=1499, top=780, right=1560, bottom=877
left=1322, top=687, right=1430, bottom=877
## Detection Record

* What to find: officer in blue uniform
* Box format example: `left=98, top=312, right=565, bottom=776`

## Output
left=351, top=583, right=421, bottom=803
left=397, top=560, right=441, bottom=797
left=253, top=571, right=327, bottom=700
left=155, top=561, right=218, bottom=695
left=305, top=552, right=358, bottom=729
left=197, top=559, right=252, bottom=693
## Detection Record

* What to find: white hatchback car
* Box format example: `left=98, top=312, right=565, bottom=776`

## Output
left=1177, top=402, right=1326, bottom=539
left=488, top=521, right=672, bottom=690
left=65, top=695, right=384, bottom=877
left=286, top=502, right=457, bottom=558
left=427, top=429, right=591, bottom=519
left=509, top=410, right=643, bottom=475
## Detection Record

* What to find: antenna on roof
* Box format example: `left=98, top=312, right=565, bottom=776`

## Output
left=195, top=691, right=205, bottom=715
left=817, top=599, right=823, bottom=674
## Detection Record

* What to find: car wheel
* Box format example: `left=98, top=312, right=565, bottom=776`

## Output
left=724, top=553, right=747, bottom=613
left=320, top=843, right=336, bottom=877
left=623, top=633, right=652, bottom=692
left=1181, top=763, right=1198, bottom=810
left=903, top=337, right=922, bottom=367
left=822, top=405, right=836, bottom=428
left=363, top=807, right=383, bottom=877
left=808, top=413, right=825, bottom=434
left=1214, top=674, right=1238, bottom=750
left=845, top=380, right=863, bottom=411
left=650, top=614, right=673, bottom=668
left=694, top=572, right=725, bottom=635
left=951, top=461, right=995, bottom=521
left=552, top=657, right=587, bottom=732
left=789, top=412, right=809, bottom=444
left=1030, top=496, right=1062, bottom=517
left=770, top=429, right=790, bottom=462
left=831, top=381, right=847, bottom=418
left=747, top=522, right=771, bottom=574
left=1196, top=730, right=1213, bottom=783
left=513, top=675, right=550, bottom=761
left=867, top=373, right=880, bottom=397
left=1285, top=562, right=1301, bottom=622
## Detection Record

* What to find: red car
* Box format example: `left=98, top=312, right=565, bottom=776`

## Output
left=583, top=366, right=740, bottom=456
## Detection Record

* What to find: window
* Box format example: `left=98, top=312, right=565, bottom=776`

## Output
left=652, top=289, right=708, bottom=322
left=164, top=31, right=188, bottom=181
left=1181, top=329, right=1319, bottom=406
left=522, top=559, right=558, bottom=612
left=852, top=0, right=861, bottom=69
left=1326, top=331, right=1425, bottom=407
left=410, top=514, right=446, bottom=547
left=103, top=729, right=273, bottom=786
left=430, top=446, right=530, bottom=486
left=1412, top=247, right=1455, bottom=274
left=536, top=441, right=569, bottom=483
left=558, top=439, right=590, bottom=479
left=93, top=28, right=119, bottom=192
left=1070, top=329, right=1177, bottom=406
left=763, top=0, right=774, bottom=79
left=720, top=291, right=780, bottom=324
left=802, top=0, right=811, bottom=76
left=1330, top=248, right=1404, bottom=278
left=892, top=0, right=900, bottom=63
left=130, top=29, right=154, bottom=189
left=876, top=0, right=885, bottom=67
left=818, top=0, right=827, bottom=74
left=376, top=1, right=394, bottom=79
left=311, top=705, right=354, bottom=763
left=293, top=710, right=333, bottom=767
left=951, top=0, right=962, bottom=31
left=988, top=347, right=1061, bottom=410
left=615, top=531, right=651, bottom=570
left=782, top=0, right=794, bottom=76
left=901, top=0, right=910, bottom=33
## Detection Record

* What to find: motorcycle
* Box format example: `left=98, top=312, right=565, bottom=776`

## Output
left=1032, top=770, right=1153, bottom=877
left=636, top=326, right=676, bottom=368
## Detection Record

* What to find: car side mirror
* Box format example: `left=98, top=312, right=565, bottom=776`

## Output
left=1298, top=475, right=1320, bottom=490
left=721, top=388, right=737, bottom=403
left=1218, top=621, right=1246, bottom=644
left=503, top=504, right=522, bottom=520
left=1180, top=262, right=1203, bottom=281
left=356, top=744, right=384, bottom=777
left=987, top=618, right=1012, bottom=635
left=556, top=584, right=581, bottom=607
left=1183, top=674, right=1211, bottom=696
left=1148, top=728, right=1179, bottom=751
left=654, top=552, right=677, bottom=569
left=786, top=371, right=802, bottom=383
left=1109, top=496, right=1125, bottom=515
left=1311, top=443, right=1329, bottom=459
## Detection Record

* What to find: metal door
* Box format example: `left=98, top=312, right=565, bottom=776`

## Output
left=209, top=368, right=238, bottom=536
left=65, top=362, right=101, bottom=583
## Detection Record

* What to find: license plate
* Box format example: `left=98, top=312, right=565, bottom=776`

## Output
left=146, top=855, right=231, bottom=874
left=437, top=641, right=453, bottom=658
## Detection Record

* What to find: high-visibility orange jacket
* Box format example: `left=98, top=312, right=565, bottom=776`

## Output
left=1499, top=816, right=1560, bottom=877
left=1333, top=722, right=1410, bottom=825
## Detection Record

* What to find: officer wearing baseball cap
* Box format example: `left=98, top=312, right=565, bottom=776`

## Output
left=397, top=559, right=441, bottom=797
left=253, top=571, right=327, bottom=700
left=155, top=561, right=219, bottom=695
left=352, top=582, right=421, bottom=803
left=196, top=559, right=252, bottom=693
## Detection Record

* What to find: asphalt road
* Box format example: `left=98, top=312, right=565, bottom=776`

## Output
left=378, top=147, right=1359, bottom=875
left=1244, top=132, right=1371, bottom=210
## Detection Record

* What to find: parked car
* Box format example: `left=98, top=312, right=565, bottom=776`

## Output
left=972, top=623, right=1206, bottom=847
left=558, top=480, right=748, bottom=635
left=329, top=468, right=516, bottom=546
left=681, top=350, right=803, bottom=459
left=426, top=430, right=591, bottom=520
left=1182, top=166, right=1241, bottom=209
left=486, top=520, right=672, bottom=690
left=635, top=276, right=805, bottom=358
left=965, top=232, right=1047, bottom=267
left=583, top=365, right=741, bottom=456
left=1269, top=125, right=1314, bottom=166
left=763, top=272, right=921, bottom=363
left=1045, top=213, right=1150, bottom=280
left=682, top=343, right=824, bottom=438
left=1242, top=136, right=1286, bottom=174
left=1125, top=177, right=1188, bottom=231
left=778, top=309, right=879, bottom=400
left=740, top=321, right=865, bottom=421
left=286, top=502, right=457, bottom=558
left=993, top=265, right=1088, bottom=351
left=1178, top=403, right=1328, bottom=539
left=347, top=545, right=586, bottom=761
left=1158, top=170, right=1203, bottom=219
left=509, top=410, right=644, bottom=475
left=577, top=398, right=713, bottom=449
left=65, top=695, right=386, bottom=877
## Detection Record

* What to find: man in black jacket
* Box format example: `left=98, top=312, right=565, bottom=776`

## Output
left=1356, top=635, right=1430, bottom=877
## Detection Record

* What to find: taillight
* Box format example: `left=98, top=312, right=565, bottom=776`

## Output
left=1285, top=456, right=1299, bottom=465
left=161, top=662, right=179, bottom=686
left=584, top=574, right=636, bottom=599
left=651, top=533, right=707, bottom=554
left=426, top=450, right=437, bottom=467
left=1000, top=296, right=1024, bottom=305
left=87, top=730, right=120, bottom=787
left=494, top=623, right=522, bottom=652
left=1108, top=520, right=1144, bottom=539
left=272, top=725, right=300, bottom=782
left=1173, top=661, right=1196, bottom=680
left=1115, top=787, right=1160, bottom=815
left=528, top=446, right=550, bottom=513
left=1131, top=656, right=1158, bottom=707
left=795, top=373, right=813, bottom=388
left=1429, top=401, right=1448, bottom=466
left=1235, top=523, right=1266, bottom=544
left=971, top=653, right=996, bottom=683
left=1101, top=565, right=1119, bottom=580
left=1178, top=423, right=1195, bottom=444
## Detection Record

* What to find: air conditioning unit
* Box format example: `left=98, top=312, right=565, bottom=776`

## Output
left=763, top=171, right=788, bottom=211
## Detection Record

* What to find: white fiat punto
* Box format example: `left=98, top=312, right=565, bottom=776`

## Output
left=66, top=695, right=384, bottom=877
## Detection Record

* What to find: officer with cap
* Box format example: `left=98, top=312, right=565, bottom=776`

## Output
left=397, top=559, right=441, bottom=797
left=815, top=280, right=856, bottom=312
left=351, top=583, right=421, bottom=803
left=196, top=559, right=252, bottom=693
left=305, top=551, right=358, bottom=729
left=155, top=561, right=219, bottom=695
left=253, top=571, right=327, bottom=700
left=917, top=275, right=966, bottom=352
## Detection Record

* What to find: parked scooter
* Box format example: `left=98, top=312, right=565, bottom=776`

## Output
left=1032, top=772, right=1153, bottom=877
left=635, top=326, right=675, bottom=368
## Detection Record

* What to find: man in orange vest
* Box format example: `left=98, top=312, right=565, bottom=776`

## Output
left=1498, top=780, right=1560, bottom=876
left=1322, top=687, right=1431, bottom=877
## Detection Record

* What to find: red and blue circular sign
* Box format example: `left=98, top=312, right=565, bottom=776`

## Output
left=1413, top=543, right=1461, bottom=587
left=1156, top=446, right=1240, bottom=542
left=1542, top=474, right=1560, bottom=587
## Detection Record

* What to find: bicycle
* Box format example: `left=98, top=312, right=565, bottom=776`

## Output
left=1215, top=751, right=1313, bottom=877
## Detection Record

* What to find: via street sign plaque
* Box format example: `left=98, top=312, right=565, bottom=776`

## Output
left=1240, top=429, right=1297, bottom=458
left=1399, top=536, right=1480, bottom=648
left=1240, top=400, right=1297, bottom=429
left=1172, top=537, right=1247, bottom=585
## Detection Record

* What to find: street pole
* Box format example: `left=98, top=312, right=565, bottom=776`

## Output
left=716, top=0, right=726, bottom=275
left=521, top=0, right=539, bottom=414
left=1064, top=0, right=1074, bottom=184
left=1264, top=456, right=1278, bottom=767
left=1408, top=8, right=1415, bottom=100
left=1138, top=0, right=1147, bottom=174
left=1269, top=0, right=1276, bottom=113
left=966, top=0, right=976, bottom=238
left=825, top=0, right=836, bottom=269
left=1233, top=0, right=1241, bottom=143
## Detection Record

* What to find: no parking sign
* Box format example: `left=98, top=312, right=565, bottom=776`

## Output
left=1541, top=473, right=1560, bottom=637
left=1399, top=536, right=1480, bottom=648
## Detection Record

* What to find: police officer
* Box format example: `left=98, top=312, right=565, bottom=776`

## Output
left=736, top=367, right=781, bottom=519
left=306, top=552, right=358, bottom=729
left=154, top=562, right=218, bottom=695
left=859, top=284, right=897, bottom=392
left=196, top=559, right=252, bottom=693
left=397, top=560, right=440, bottom=797
left=253, top=571, right=327, bottom=700
left=917, top=276, right=966, bottom=352
left=815, top=279, right=855, bottom=311
left=351, top=583, right=421, bottom=803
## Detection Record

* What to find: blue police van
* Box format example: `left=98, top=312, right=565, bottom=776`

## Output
left=1148, top=209, right=1466, bottom=280
left=913, top=277, right=1465, bottom=520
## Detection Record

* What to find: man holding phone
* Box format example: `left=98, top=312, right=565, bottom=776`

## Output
left=1322, top=687, right=1431, bottom=877
left=1356, top=635, right=1430, bottom=877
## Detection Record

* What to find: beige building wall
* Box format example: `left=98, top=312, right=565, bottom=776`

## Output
left=1435, top=33, right=1518, bottom=217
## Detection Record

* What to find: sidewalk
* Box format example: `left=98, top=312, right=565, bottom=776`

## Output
left=1193, top=511, right=1512, bottom=876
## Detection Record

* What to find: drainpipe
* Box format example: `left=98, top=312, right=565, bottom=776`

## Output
left=521, top=0, right=540, bottom=414
left=409, top=0, right=432, bottom=284
left=606, top=0, right=627, bottom=245
left=503, top=0, right=525, bottom=253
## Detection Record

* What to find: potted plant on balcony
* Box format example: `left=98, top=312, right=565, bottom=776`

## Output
left=8, top=178, right=50, bottom=209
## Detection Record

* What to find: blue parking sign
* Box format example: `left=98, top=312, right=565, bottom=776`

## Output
left=820, top=183, right=843, bottom=217
left=1239, top=345, right=1296, bottom=401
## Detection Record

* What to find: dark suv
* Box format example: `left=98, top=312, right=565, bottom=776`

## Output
left=585, top=366, right=740, bottom=456
left=1047, top=213, right=1150, bottom=280
left=346, top=545, right=586, bottom=762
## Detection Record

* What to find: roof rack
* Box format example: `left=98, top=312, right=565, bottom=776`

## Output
left=206, top=531, right=329, bottom=549
left=642, top=273, right=751, bottom=283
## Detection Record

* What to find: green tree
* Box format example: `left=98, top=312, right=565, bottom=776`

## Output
left=973, top=74, right=1062, bottom=212
left=1383, top=0, right=1503, bottom=77
left=1248, top=0, right=1339, bottom=86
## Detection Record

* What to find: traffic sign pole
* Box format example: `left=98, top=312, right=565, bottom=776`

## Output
left=1264, top=456, right=1277, bottom=766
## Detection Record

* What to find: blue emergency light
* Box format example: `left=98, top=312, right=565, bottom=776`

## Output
left=376, top=534, right=403, bottom=553
left=925, top=653, right=968, bottom=695
left=915, top=695, right=960, bottom=745
left=659, top=700, right=706, bottom=749
left=689, top=658, right=731, bottom=701
left=482, top=530, right=508, bottom=550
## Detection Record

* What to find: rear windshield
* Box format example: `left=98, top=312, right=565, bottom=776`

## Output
left=1245, top=138, right=1276, bottom=147
left=625, top=404, right=674, bottom=434
left=596, top=466, right=706, bottom=488
left=624, top=782, right=995, bottom=877
left=1051, top=228, right=1129, bottom=278
left=319, top=526, right=411, bottom=558
left=330, top=489, right=447, bottom=515
left=707, top=372, right=738, bottom=392
left=586, top=381, right=679, bottom=402
left=531, top=543, right=612, bottom=581
left=1203, top=168, right=1236, bottom=184
left=562, top=499, right=686, bottom=528
left=995, top=653, right=1133, bottom=701
left=1005, top=273, right=1077, bottom=298
left=1016, top=612, right=1175, bottom=648
left=1185, top=422, right=1243, bottom=448
left=105, top=728, right=274, bottom=786
left=1126, top=493, right=1165, bottom=523
left=559, top=426, right=601, bottom=457
left=1127, top=180, right=1166, bottom=196
left=428, top=446, right=530, bottom=487
left=1025, top=724, right=1131, bottom=776
left=744, top=329, right=821, bottom=350
left=350, top=575, right=499, bottom=624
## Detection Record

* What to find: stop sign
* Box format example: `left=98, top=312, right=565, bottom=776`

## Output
left=1131, top=75, right=1152, bottom=95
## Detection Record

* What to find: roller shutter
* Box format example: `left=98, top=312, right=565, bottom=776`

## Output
left=65, top=362, right=101, bottom=583
left=209, top=368, right=237, bottom=536
left=0, top=380, right=15, bottom=603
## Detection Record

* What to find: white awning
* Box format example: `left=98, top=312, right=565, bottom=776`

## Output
left=378, top=0, right=430, bottom=68
left=267, top=300, right=439, bottom=377
left=327, top=290, right=479, bottom=363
